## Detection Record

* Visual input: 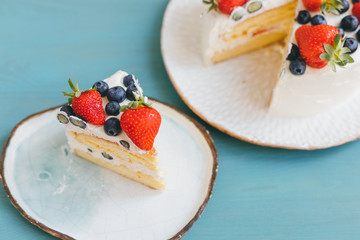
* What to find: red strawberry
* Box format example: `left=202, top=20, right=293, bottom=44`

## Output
left=63, top=79, right=105, bottom=125
left=302, top=0, right=344, bottom=14
left=353, top=2, right=360, bottom=22
left=120, top=106, right=161, bottom=151
left=203, top=0, right=248, bottom=15
left=296, top=25, right=338, bottom=68
left=302, top=0, right=323, bottom=11
left=295, top=25, right=353, bottom=71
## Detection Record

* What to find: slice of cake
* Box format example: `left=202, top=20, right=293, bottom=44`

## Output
left=202, top=0, right=360, bottom=117
left=57, top=71, right=164, bottom=189
left=202, top=0, right=298, bottom=64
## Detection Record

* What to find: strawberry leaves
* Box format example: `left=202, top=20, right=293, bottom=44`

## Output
left=320, top=0, right=344, bottom=15
left=62, top=78, right=93, bottom=105
left=120, top=94, right=153, bottom=112
left=319, top=33, right=354, bottom=72
left=203, top=0, right=220, bottom=13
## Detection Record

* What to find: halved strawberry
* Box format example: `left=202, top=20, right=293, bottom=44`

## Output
left=63, top=79, right=105, bottom=125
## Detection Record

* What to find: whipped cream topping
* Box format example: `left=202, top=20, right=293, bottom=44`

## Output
left=59, top=70, right=155, bottom=154
left=201, top=0, right=295, bottom=64
left=269, top=1, right=360, bottom=117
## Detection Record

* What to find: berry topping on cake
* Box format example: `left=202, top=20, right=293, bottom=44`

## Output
left=352, top=2, right=360, bottom=21
left=340, top=0, right=350, bottom=13
left=247, top=1, right=262, bottom=13
left=203, top=0, right=248, bottom=15
left=104, top=118, right=122, bottom=136
left=123, top=74, right=135, bottom=87
left=356, top=29, right=360, bottom=40
left=297, top=10, right=312, bottom=24
left=69, top=115, right=87, bottom=129
left=120, top=106, right=161, bottom=151
left=311, top=15, right=328, bottom=25
left=107, top=86, right=126, bottom=103
left=344, top=37, right=358, bottom=53
left=57, top=105, right=75, bottom=124
left=63, top=79, right=106, bottom=125
left=336, top=27, right=345, bottom=37
left=105, top=101, right=120, bottom=116
left=289, top=59, right=306, bottom=75
left=295, top=25, right=354, bottom=71
left=302, top=0, right=344, bottom=14
left=93, top=81, right=109, bottom=97
left=340, top=15, right=359, bottom=31
left=287, top=44, right=300, bottom=60
left=126, top=84, right=138, bottom=101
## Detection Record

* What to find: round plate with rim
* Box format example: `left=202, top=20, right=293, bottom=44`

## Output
left=0, top=99, right=217, bottom=240
left=161, top=0, right=360, bottom=150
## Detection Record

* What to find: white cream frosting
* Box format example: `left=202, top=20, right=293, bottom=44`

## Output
left=59, top=70, right=156, bottom=154
left=201, top=0, right=294, bottom=64
left=269, top=1, right=360, bottom=117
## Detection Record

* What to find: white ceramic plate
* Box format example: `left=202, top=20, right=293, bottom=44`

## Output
left=161, top=0, right=360, bottom=150
left=0, top=100, right=217, bottom=240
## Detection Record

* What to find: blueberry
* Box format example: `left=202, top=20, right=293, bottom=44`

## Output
left=297, top=10, right=311, bottom=24
left=356, top=29, right=360, bottom=41
left=286, top=44, right=300, bottom=61
left=289, top=59, right=306, bottom=75
left=57, top=113, right=69, bottom=124
left=340, top=0, right=350, bottom=14
left=57, top=105, right=74, bottom=124
left=60, top=105, right=74, bottom=116
left=101, top=152, right=113, bottom=160
left=311, top=15, right=327, bottom=25
left=336, top=27, right=345, bottom=37
left=69, top=115, right=87, bottom=129
left=126, top=84, right=138, bottom=101
left=344, top=37, right=358, bottom=53
left=123, top=74, right=135, bottom=87
left=340, top=15, right=359, bottom=31
left=104, top=117, right=122, bottom=136
left=120, top=140, right=130, bottom=150
left=93, top=81, right=109, bottom=97
left=107, top=86, right=126, bottom=103
left=105, top=101, right=120, bottom=116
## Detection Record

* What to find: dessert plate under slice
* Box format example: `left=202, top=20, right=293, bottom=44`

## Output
left=161, top=0, right=360, bottom=150
left=0, top=99, right=217, bottom=240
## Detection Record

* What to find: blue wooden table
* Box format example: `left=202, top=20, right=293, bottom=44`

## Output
left=2, top=0, right=360, bottom=239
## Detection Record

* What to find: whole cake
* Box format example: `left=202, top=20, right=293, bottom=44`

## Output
left=57, top=71, right=164, bottom=189
left=202, top=0, right=360, bottom=117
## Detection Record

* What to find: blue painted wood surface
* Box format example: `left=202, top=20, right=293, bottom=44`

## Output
left=1, top=0, right=360, bottom=239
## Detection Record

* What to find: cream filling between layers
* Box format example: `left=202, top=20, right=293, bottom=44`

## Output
left=66, top=130, right=163, bottom=179
left=201, top=0, right=294, bottom=64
